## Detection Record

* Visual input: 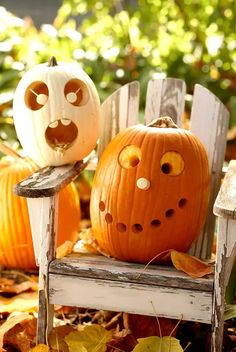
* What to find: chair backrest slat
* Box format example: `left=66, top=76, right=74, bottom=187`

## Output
left=144, top=78, right=186, bottom=126
left=98, top=81, right=140, bottom=158
left=189, top=84, right=230, bottom=259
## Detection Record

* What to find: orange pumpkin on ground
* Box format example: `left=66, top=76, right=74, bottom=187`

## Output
left=90, top=117, right=210, bottom=264
left=0, top=156, right=80, bottom=269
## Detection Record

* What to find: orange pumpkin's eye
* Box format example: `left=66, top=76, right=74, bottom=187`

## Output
left=24, top=81, right=49, bottom=111
left=118, top=145, right=141, bottom=169
left=160, top=151, right=184, bottom=176
left=64, top=79, right=89, bottom=106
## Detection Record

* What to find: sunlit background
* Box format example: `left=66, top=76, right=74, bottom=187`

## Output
left=0, top=0, right=235, bottom=158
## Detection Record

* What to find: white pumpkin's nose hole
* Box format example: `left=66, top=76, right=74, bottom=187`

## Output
left=136, top=177, right=150, bottom=190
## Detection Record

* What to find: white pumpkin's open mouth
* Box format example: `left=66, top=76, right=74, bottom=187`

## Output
left=45, top=119, right=78, bottom=152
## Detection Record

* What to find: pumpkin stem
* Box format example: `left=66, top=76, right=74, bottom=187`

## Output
left=48, top=56, right=58, bottom=67
left=0, top=142, right=23, bottom=159
left=148, top=116, right=178, bottom=129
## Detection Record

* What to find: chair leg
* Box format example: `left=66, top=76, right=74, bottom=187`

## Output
left=27, top=195, right=59, bottom=344
left=211, top=217, right=236, bottom=352
left=37, top=280, right=54, bottom=344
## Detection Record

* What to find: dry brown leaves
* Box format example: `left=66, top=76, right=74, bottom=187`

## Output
left=0, top=271, right=38, bottom=351
left=0, top=313, right=37, bottom=351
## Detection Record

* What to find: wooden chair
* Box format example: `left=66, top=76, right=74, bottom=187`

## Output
left=14, top=78, right=234, bottom=352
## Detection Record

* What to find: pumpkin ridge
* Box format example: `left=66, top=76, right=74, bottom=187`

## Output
left=189, top=133, right=210, bottom=240
left=0, top=175, right=10, bottom=266
left=136, top=133, right=157, bottom=261
left=119, top=127, right=148, bottom=260
left=102, top=128, right=139, bottom=258
left=10, top=166, right=33, bottom=268
left=6, top=170, right=20, bottom=267
left=113, top=131, right=137, bottom=258
left=177, top=131, right=209, bottom=249
left=173, top=132, right=197, bottom=249
left=8, top=171, right=22, bottom=267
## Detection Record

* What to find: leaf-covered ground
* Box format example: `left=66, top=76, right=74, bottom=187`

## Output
left=0, top=269, right=236, bottom=352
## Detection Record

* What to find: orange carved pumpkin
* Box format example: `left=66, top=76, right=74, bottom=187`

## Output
left=90, top=117, right=210, bottom=264
left=0, top=156, right=80, bottom=269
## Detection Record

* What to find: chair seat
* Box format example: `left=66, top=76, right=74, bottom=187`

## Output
left=48, top=253, right=213, bottom=324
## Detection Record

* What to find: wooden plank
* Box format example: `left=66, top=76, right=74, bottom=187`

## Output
left=97, top=81, right=140, bottom=158
left=189, top=84, right=229, bottom=259
left=49, top=253, right=213, bottom=291
left=214, top=160, right=236, bottom=219
left=37, top=195, right=58, bottom=344
left=26, top=198, right=44, bottom=265
left=13, top=160, right=87, bottom=198
left=212, top=218, right=236, bottom=351
left=190, top=84, right=229, bottom=173
left=144, top=78, right=186, bottom=126
left=49, top=273, right=212, bottom=324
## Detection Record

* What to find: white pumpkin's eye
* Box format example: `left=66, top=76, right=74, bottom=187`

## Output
left=64, top=78, right=89, bottom=106
left=118, top=145, right=141, bottom=169
left=160, top=151, right=184, bottom=176
left=25, top=81, right=49, bottom=111
left=36, top=94, right=48, bottom=105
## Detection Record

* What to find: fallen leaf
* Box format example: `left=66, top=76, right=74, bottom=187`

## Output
left=170, top=250, right=213, bottom=278
left=48, top=325, right=76, bottom=352
left=0, top=277, right=14, bottom=288
left=132, top=336, right=183, bottom=352
left=0, top=280, right=38, bottom=294
left=0, top=313, right=30, bottom=347
left=65, top=324, right=113, bottom=352
left=0, top=291, right=38, bottom=313
left=0, top=313, right=36, bottom=352
left=78, top=228, right=101, bottom=254
left=56, top=241, right=74, bottom=259
left=77, top=228, right=112, bottom=258
left=107, top=318, right=136, bottom=352
left=126, top=313, right=177, bottom=338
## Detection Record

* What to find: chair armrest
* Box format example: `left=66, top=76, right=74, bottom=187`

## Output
left=214, top=160, right=236, bottom=219
left=13, top=160, right=88, bottom=198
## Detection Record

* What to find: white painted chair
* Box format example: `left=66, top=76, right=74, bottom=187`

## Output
left=14, top=78, right=234, bottom=352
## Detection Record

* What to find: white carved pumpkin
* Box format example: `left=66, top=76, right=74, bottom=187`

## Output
left=13, top=57, right=101, bottom=167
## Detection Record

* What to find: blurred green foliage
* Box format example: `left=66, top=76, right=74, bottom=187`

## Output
left=0, top=0, right=236, bottom=149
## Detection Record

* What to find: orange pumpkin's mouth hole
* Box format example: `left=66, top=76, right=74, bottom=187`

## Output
left=98, top=197, right=188, bottom=233
left=45, top=119, right=78, bottom=152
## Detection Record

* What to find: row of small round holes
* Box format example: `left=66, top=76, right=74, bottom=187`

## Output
left=99, top=198, right=187, bottom=233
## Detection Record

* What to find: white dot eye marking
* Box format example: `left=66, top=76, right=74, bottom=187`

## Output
left=66, top=92, right=77, bottom=104
left=136, top=177, right=150, bottom=190
left=64, top=81, right=86, bottom=106
left=36, top=93, right=48, bottom=105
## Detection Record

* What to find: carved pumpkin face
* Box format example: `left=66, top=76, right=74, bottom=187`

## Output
left=90, top=119, right=210, bottom=264
left=13, top=58, right=101, bottom=167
